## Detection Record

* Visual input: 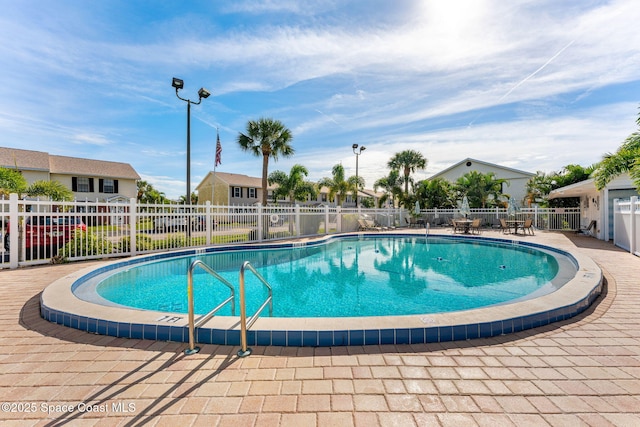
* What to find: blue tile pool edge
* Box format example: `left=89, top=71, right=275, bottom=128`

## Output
left=40, top=279, right=602, bottom=346
left=40, top=232, right=603, bottom=347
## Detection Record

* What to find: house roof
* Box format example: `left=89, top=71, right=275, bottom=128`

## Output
left=548, top=179, right=596, bottom=199
left=0, top=147, right=140, bottom=179
left=214, top=171, right=263, bottom=188
left=0, top=147, right=50, bottom=171
left=49, top=155, right=140, bottom=179
left=430, top=158, right=535, bottom=180
left=548, top=173, right=638, bottom=199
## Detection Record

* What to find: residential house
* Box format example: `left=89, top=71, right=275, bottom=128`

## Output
left=196, top=171, right=385, bottom=207
left=429, top=158, right=535, bottom=206
left=0, top=147, right=140, bottom=202
left=548, top=173, right=639, bottom=241
left=196, top=171, right=265, bottom=205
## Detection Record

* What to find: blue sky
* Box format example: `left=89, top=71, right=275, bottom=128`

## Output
left=1, top=0, right=639, bottom=199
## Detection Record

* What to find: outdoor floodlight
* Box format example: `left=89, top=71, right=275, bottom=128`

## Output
left=198, top=88, right=211, bottom=99
left=172, top=77, right=184, bottom=90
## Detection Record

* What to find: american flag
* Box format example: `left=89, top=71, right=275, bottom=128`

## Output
left=215, top=130, right=222, bottom=167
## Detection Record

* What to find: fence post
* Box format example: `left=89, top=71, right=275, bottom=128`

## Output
left=631, top=196, right=637, bottom=255
left=257, top=204, right=263, bottom=242
left=129, top=198, right=137, bottom=257
left=205, top=201, right=212, bottom=246
left=295, top=204, right=301, bottom=237
left=336, top=206, right=342, bottom=233
left=324, top=205, right=330, bottom=235
left=9, top=193, right=18, bottom=269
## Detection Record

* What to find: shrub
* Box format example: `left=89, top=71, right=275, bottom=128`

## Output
left=118, top=234, right=155, bottom=252
left=58, top=231, right=113, bottom=259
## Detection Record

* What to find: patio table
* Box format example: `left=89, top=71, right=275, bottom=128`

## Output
left=506, top=219, right=524, bottom=234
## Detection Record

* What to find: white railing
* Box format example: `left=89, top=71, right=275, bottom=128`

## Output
left=0, top=194, right=582, bottom=269
left=613, top=196, right=640, bottom=256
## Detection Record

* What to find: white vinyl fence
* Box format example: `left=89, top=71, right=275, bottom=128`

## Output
left=613, top=196, right=640, bottom=256
left=0, top=194, right=581, bottom=269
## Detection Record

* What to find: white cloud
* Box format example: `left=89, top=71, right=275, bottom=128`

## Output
left=1, top=0, right=638, bottom=200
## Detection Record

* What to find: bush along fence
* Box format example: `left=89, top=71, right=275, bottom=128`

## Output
left=1, top=193, right=581, bottom=269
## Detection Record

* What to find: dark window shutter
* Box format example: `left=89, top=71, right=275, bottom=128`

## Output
left=114, top=180, right=119, bottom=193
left=99, top=179, right=104, bottom=193
left=89, top=178, right=94, bottom=192
left=72, top=177, right=78, bottom=192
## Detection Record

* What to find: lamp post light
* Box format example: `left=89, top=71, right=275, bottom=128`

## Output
left=172, top=77, right=210, bottom=238
left=172, top=77, right=210, bottom=206
left=352, top=143, right=366, bottom=208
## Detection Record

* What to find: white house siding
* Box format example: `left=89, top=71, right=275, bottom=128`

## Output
left=430, top=158, right=534, bottom=206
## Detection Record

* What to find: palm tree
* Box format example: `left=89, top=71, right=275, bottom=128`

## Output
left=268, top=164, right=317, bottom=204
left=593, top=109, right=640, bottom=190
left=415, top=178, right=456, bottom=208
left=374, top=170, right=403, bottom=208
left=524, top=171, right=556, bottom=207
left=455, top=171, right=508, bottom=208
left=0, top=166, right=27, bottom=197
left=237, top=118, right=294, bottom=206
left=387, top=150, right=427, bottom=196
left=26, top=180, right=73, bottom=201
left=137, top=180, right=167, bottom=204
left=318, top=164, right=352, bottom=206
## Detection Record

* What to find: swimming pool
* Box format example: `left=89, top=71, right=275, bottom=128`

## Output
left=41, top=232, right=603, bottom=347
left=90, top=236, right=565, bottom=317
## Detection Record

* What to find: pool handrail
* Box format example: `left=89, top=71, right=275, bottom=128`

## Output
left=185, top=259, right=236, bottom=355
left=238, top=260, right=273, bottom=357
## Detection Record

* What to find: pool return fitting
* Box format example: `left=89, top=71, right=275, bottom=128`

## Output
left=184, top=259, right=273, bottom=357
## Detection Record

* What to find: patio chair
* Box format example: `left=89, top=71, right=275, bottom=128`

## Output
left=365, top=219, right=385, bottom=231
left=469, top=218, right=482, bottom=234
left=405, top=217, right=418, bottom=228
left=499, top=218, right=512, bottom=234
left=521, top=218, right=534, bottom=235
left=358, top=219, right=382, bottom=232
left=452, top=219, right=465, bottom=234
left=576, top=220, right=596, bottom=236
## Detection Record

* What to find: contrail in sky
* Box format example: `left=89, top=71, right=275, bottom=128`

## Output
left=469, top=39, right=575, bottom=126
left=497, top=39, right=575, bottom=103
left=315, top=109, right=343, bottom=127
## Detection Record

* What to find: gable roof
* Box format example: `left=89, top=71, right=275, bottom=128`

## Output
left=0, top=147, right=140, bottom=179
left=0, top=147, right=50, bottom=171
left=430, top=158, right=535, bottom=180
left=215, top=171, right=263, bottom=188
left=49, top=155, right=139, bottom=179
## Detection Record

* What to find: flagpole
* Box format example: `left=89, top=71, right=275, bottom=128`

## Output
left=212, top=128, right=222, bottom=205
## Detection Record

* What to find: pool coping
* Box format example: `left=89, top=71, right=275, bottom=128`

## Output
left=40, top=232, right=603, bottom=347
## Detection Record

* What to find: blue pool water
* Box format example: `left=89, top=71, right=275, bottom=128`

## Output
left=91, top=236, right=564, bottom=318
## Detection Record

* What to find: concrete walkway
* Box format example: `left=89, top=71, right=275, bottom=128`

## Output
left=0, top=230, right=639, bottom=426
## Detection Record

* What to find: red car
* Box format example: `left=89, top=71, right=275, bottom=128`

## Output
left=4, top=215, right=86, bottom=254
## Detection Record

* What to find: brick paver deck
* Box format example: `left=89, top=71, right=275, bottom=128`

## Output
left=1, top=231, right=639, bottom=426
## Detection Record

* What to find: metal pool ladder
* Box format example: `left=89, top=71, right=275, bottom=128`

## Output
left=185, top=260, right=236, bottom=355
left=237, top=261, right=273, bottom=357
left=184, top=259, right=273, bottom=357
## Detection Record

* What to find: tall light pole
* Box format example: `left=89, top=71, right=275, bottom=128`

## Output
left=352, top=143, right=366, bottom=208
left=172, top=77, right=210, bottom=207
